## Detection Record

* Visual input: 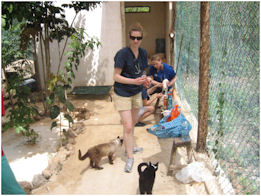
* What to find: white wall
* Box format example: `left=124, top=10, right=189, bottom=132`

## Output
left=42, top=2, right=122, bottom=87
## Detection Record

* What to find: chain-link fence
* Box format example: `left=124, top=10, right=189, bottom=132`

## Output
left=175, top=2, right=259, bottom=195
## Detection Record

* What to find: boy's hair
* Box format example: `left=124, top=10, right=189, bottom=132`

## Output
left=151, top=53, right=164, bottom=61
left=128, top=23, right=144, bottom=36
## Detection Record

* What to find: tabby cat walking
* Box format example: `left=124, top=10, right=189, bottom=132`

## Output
left=138, top=162, right=158, bottom=194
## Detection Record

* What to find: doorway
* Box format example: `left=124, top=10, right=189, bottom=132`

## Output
left=124, top=2, right=167, bottom=60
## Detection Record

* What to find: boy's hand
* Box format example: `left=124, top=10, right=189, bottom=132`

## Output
left=156, top=93, right=163, bottom=98
left=156, top=83, right=163, bottom=88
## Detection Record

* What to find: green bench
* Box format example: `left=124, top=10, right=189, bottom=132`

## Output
left=72, top=86, right=113, bottom=101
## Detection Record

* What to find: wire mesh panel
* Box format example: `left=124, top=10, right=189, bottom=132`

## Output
left=208, top=2, right=260, bottom=194
left=175, top=2, right=200, bottom=117
left=175, top=1, right=260, bottom=195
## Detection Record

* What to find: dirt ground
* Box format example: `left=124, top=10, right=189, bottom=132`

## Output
left=2, top=93, right=221, bottom=194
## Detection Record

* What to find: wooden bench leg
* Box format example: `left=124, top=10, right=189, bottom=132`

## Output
left=186, top=143, right=192, bottom=164
left=167, top=141, right=177, bottom=176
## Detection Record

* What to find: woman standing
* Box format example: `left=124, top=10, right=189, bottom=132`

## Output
left=113, top=23, right=149, bottom=172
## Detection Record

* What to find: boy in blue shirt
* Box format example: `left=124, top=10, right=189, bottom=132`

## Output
left=149, top=53, right=177, bottom=94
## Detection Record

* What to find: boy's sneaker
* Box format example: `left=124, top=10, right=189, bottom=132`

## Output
left=124, top=158, right=134, bottom=173
left=133, top=146, right=143, bottom=153
left=125, top=146, right=143, bottom=156
left=135, top=122, right=146, bottom=127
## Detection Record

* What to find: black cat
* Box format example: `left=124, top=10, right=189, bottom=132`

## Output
left=138, top=162, right=159, bottom=194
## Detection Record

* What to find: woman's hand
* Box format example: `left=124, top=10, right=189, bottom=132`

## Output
left=134, top=76, right=150, bottom=88
left=134, top=77, right=147, bottom=86
left=142, top=75, right=150, bottom=88
left=114, top=68, right=149, bottom=87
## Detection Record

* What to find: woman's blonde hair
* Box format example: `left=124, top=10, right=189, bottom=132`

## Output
left=128, top=23, right=144, bottom=36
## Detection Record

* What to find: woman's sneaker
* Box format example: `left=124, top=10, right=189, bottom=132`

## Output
left=124, top=158, right=134, bottom=173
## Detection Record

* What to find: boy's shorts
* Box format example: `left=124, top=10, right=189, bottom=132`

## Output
left=113, top=92, right=142, bottom=111
left=138, top=106, right=145, bottom=118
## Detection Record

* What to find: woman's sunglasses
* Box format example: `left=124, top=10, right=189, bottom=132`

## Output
left=130, top=35, right=143, bottom=41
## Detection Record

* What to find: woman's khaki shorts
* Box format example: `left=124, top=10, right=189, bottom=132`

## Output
left=113, top=92, right=142, bottom=111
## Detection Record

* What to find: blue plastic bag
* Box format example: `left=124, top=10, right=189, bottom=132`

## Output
left=147, top=112, right=192, bottom=139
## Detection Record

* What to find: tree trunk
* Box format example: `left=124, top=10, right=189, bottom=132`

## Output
left=32, top=37, right=42, bottom=91
left=39, top=32, right=48, bottom=114
left=44, top=24, right=51, bottom=82
left=196, top=2, right=210, bottom=152
left=57, top=13, right=78, bottom=74
left=2, top=67, right=14, bottom=109
left=39, top=33, right=47, bottom=90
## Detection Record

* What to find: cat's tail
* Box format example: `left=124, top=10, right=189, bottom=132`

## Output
left=138, top=162, right=148, bottom=174
left=78, top=149, right=89, bottom=160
